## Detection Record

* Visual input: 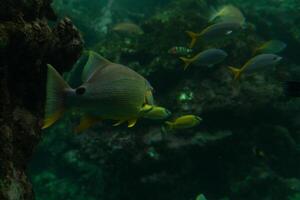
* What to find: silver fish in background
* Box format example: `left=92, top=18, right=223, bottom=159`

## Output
left=186, top=22, right=242, bottom=48
left=209, top=5, right=245, bottom=25
left=228, top=53, right=282, bottom=80
left=112, top=22, right=144, bottom=35
left=254, top=40, right=287, bottom=54
left=43, top=51, right=154, bottom=132
left=180, top=48, right=228, bottom=70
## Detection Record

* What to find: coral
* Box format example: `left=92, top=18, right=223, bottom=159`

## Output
left=0, top=0, right=83, bottom=199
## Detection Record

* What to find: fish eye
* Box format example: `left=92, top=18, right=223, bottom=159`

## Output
left=273, top=56, right=278, bottom=60
left=76, top=87, right=86, bottom=95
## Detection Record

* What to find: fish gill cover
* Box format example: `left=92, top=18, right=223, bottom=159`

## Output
left=28, top=0, right=300, bottom=200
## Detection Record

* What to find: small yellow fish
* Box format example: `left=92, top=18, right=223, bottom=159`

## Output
left=228, top=53, right=282, bottom=80
left=186, top=22, right=242, bottom=48
left=209, top=5, right=245, bottom=25
left=112, top=22, right=144, bottom=35
left=254, top=40, right=287, bottom=55
left=142, top=106, right=171, bottom=120
left=165, top=115, right=202, bottom=130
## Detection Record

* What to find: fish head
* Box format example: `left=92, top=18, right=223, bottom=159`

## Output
left=219, top=49, right=228, bottom=58
left=268, top=54, right=282, bottom=64
left=195, top=116, right=202, bottom=123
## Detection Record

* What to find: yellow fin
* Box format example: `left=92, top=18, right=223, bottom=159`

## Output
left=186, top=31, right=199, bottom=48
left=42, top=109, right=64, bottom=129
left=43, top=64, right=71, bottom=129
left=74, top=116, right=101, bottom=133
left=228, top=66, right=242, bottom=80
left=140, top=104, right=153, bottom=113
left=113, top=120, right=126, bottom=127
left=128, top=119, right=137, bottom=128
left=179, top=57, right=193, bottom=70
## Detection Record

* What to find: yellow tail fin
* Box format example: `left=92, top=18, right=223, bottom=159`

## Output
left=228, top=66, right=242, bottom=80
left=186, top=31, right=199, bottom=48
left=179, top=57, right=193, bottom=70
left=42, top=64, right=71, bottom=129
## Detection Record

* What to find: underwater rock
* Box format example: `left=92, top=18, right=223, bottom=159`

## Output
left=0, top=0, right=83, bottom=199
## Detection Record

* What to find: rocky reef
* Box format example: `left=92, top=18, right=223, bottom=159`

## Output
left=0, top=0, right=83, bottom=199
left=26, top=0, right=300, bottom=200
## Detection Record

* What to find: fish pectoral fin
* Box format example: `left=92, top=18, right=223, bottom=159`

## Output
left=128, top=119, right=137, bottom=128
left=140, top=104, right=153, bottom=114
left=113, top=120, right=126, bottom=127
left=74, top=116, right=101, bottom=133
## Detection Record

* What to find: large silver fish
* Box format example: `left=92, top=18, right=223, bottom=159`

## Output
left=43, top=51, right=154, bottom=132
left=186, top=22, right=242, bottom=48
left=228, top=53, right=282, bottom=80
left=180, top=48, right=228, bottom=70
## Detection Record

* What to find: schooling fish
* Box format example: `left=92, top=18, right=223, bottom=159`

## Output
left=165, top=115, right=202, bottom=131
left=283, top=81, right=300, bottom=97
left=168, top=46, right=193, bottom=56
left=112, top=22, right=144, bottom=35
left=209, top=5, right=245, bottom=25
left=43, top=51, right=154, bottom=132
left=254, top=40, right=287, bottom=54
left=142, top=106, right=171, bottom=120
left=179, top=48, right=228, bottom=70
left=186, top=22, right=242, bottom=48
left=228, top=54, right=282, bottom=80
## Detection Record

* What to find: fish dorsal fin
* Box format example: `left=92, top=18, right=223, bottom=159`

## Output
left=82, top=51, right=112, bottom=82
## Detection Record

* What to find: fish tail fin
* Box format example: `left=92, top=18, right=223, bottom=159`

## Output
left=42, top=64, right=71, bottom=129
left=179, top=57, right=192, bottom=70
left=283, top=81, right=300, bottom=97
left=186, top=31, right=199, bottom=48
left=208, top=6, right=219, bottom=22
left=228, top=66, right=242, bottom=80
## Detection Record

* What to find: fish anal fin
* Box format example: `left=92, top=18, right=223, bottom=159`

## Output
left=82, top=51, right=112, bottom=82
left=74, top=115, right=101, bottom=133
left=128, top=119, right=137, bottom=128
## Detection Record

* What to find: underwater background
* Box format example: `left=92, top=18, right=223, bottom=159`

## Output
left=27, top=0, right=300, bottom=200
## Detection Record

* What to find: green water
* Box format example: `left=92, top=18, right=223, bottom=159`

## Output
left=29, top=0, right=300, bottom=199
